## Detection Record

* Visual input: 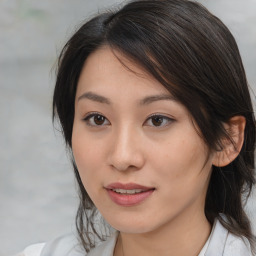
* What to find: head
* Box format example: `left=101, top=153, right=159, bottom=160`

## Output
left=53, top=0, right=255, bottom=252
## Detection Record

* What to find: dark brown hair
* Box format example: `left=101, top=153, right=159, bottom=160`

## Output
left=53, top=0, right=255, bottom=253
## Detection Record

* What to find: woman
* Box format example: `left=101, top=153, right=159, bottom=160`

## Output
left=20, top=0, right=255, bottom=255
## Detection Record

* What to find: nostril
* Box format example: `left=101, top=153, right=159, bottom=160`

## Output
left=107, top=136, right=145, bottom=171
left=110, top=163, right=135, bottom=172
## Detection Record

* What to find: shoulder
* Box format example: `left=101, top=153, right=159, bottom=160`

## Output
left=224, top=231, right=253, bottom=256
left=206, top=218, right=253, bottom=256
left=19, top=232, right=118, bottom=256
left=41, top=233, right=84, bottom=256
left=19, top=233, right=82, bottom=256
left=17, top=243, right=45, bottom=256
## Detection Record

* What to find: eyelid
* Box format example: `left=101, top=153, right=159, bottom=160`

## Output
left=147, top=113, right=174, bottom=119
left=82, top=112, right=174, bottom=127
left=83, top=111, right=101, bottom=120
left=83, top=112, right=110, bottom=126
left=144, top=113, right=175, bottom=127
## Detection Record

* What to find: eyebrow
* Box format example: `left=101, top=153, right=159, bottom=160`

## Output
left=77, top=91, right=175, bottom=105
left=139, top=94, right=176, bottom=105
left=78, top=92, right=111, bottom=104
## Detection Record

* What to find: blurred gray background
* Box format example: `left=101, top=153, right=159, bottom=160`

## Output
left=0, top=0, right=255, bottom=255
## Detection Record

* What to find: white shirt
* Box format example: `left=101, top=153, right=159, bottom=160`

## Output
left=18, top=219, right=253, bottom=256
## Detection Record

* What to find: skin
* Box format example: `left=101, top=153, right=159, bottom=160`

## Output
left=72, top=46, right=234, bottom=256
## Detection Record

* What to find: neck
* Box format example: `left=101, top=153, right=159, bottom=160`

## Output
left=114, top=210, right=211, bottom=256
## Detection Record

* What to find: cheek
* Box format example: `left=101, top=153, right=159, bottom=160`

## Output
left=150, top=133, right=211, bottom=195
left=72, top=139, right=106, bottom=207
left=72, top=129, right=103, bottom=188
left=153, top=136, right=206, bottom=174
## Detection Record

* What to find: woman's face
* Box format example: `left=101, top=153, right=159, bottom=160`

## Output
left=72, top=47, right=215, bottom=234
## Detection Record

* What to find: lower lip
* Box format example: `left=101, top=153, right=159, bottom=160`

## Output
left=106, top=189, right=154, bottom=206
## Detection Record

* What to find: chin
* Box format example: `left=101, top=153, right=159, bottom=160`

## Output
left=106, top=218, right=158, bottom=234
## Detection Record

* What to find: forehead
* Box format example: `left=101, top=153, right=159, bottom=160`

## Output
left=76, top=46, right=171, bottom=98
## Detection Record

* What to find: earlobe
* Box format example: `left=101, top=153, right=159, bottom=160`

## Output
left=212, top=116, right=246, bottom=167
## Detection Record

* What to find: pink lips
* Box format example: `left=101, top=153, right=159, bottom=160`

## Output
left=105, top=182, right=155, bottom=206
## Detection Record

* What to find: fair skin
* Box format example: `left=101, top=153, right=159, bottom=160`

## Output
left=72, top=47, right=244, bottom=256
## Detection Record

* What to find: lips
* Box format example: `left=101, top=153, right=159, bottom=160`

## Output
left=111, top=188, right=147, bottom=194
left=105, top=183, right=155, bottom=206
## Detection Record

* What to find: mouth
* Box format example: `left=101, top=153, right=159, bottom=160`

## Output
left=105, top=183, right=155, bottom=206
left=110, top=188, right=152, bottom=194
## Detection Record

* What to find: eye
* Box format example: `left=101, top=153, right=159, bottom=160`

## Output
left=144, top=114, right=174, bottom=127
left=83, top=113, right=110, bottom=126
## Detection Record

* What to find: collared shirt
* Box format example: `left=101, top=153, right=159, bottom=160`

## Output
left=18, top=219, right=253, bottom=256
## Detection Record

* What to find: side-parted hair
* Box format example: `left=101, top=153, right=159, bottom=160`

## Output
left=53, top=0, right=255, bottom=252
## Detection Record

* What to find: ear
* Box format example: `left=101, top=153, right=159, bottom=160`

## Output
left=212, top=116, right=246, bottom=167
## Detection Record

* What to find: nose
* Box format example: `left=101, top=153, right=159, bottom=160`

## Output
left=107, top=126, right=145, bottom=172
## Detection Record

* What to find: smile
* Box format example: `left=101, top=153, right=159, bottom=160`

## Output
left=111, top=188, right=148, bottom=194
left=105, top=183, right=155, bottom=206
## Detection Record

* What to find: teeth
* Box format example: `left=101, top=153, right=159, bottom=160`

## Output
left=112, top=188, right=145, bottom=194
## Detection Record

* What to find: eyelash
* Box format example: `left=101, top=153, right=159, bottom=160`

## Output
left=83, top=112, right=110, bottom=126
left=83, top=112, right=174, bottom=128
left=145, top=114, right=174, bottom=127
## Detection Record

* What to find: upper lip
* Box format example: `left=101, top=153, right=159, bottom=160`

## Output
left=105, top=182, right=155, bottom=191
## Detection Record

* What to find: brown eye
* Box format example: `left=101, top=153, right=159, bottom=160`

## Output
left=94, top=115, right=105, bottom=125
left=151, top=116, right=164, bottom=126
left=83, top=113, right=110, bottom=126
left=145, top=114, right=174, bottom=128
